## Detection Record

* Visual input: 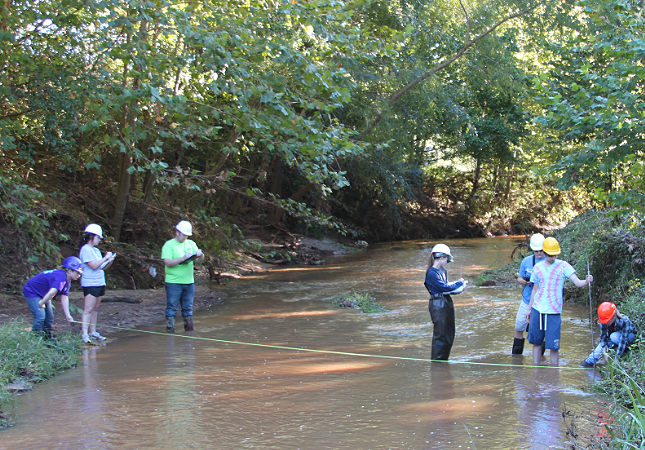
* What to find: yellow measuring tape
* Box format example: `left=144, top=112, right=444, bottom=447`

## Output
left=72, top=320, right=588, bottom=371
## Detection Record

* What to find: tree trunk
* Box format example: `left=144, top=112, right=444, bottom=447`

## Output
left=230, top=174, right=252, bottom=213
left=503, top=164, right=515, bottom=201
left=466, top=158, right=482, bottom=211
left=112, top=19, right=147, bottom=241
left=268, top=156, right=284, bottom=196
left=360, top=5, right=537, bottom=138
left=139, top=170, right=156, bottom=220
left=205, top=128, right=240, bottom=176
left=112, top=152, right=132, bottom=241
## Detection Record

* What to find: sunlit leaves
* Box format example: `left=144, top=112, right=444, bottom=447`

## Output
left=2, top=0, right=373, bottom=194
left=534, top=0, right=645, bottom=212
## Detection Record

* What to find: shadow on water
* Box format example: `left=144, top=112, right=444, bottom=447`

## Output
left=1, top=237, right=607, bottom=449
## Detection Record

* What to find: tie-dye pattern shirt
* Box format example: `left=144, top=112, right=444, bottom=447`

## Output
left=529, top=259, right=575, bottom=314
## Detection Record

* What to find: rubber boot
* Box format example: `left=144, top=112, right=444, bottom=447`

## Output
left=166, top=316, right=175, bottom=333
left=183, top=316, right=194, bottom=331
left=512, top=338, right=525, bottom=355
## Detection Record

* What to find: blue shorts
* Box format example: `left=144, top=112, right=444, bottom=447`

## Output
left=527, top=308, right=561, bottom=350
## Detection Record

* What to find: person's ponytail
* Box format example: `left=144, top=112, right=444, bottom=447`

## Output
left=427, top=253, right=436, bottom=271
left=79, top=233, right=93, bottom=251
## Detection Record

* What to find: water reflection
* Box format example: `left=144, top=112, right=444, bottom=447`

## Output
left=79, top=347, right=108, bottom=448
left=1, top=238, right=607, bottom=449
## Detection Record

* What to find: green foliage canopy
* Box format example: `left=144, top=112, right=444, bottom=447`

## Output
left=1, top=0, right=380, bottom=236
left=533, top=0, right=645, bottom=212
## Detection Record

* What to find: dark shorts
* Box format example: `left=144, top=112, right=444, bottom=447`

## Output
left=527, top=308, right=561, bottom=350
left=83, top=286, right=106, bottom=298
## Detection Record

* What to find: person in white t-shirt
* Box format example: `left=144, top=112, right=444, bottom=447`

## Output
left=79, top=223, right=116, bottom=344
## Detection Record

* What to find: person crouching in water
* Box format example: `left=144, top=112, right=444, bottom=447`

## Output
left=22, top=257, right=83, bottom=339
left=526, top=237, right=593, bottom=366
left=581, top=302, right=636, bottom=368
left=424, top=244, right=468, bottom=361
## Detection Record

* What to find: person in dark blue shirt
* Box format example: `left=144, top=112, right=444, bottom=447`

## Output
left=424, top=244, right=467, bottom=360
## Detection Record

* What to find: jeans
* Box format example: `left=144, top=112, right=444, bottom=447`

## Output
left=165, top=283, right=195, bottom=318
left=25, top=296, right=53, bottom=332
left=585, top=332, right=636, bottom=364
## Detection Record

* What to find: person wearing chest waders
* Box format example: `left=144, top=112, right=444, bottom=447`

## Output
left=526, top=237, right=593, bottom=366
left=424, top=244, right=468, bottom=361
left=512, top=233, right=546, bottom=355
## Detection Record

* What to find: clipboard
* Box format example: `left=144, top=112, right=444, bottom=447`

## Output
left=179, top=253, right=198, bottom=265
left=99, top=254, right=116, bottom=270
left=447, top=283, right=466, bottom=295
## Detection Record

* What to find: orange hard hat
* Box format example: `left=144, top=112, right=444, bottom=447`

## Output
left=597, top=302, right=617, bottom=324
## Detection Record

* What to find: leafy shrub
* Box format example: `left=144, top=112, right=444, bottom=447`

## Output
left=0, top=172, right=61, bottom=265
left=553, top=210, right=645, bottom=303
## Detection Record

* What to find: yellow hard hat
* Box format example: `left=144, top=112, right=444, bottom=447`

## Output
left=542, top=237, right=561, bottom=255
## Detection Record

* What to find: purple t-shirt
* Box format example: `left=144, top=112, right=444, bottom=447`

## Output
left=22, top=270, right=70, bottom=299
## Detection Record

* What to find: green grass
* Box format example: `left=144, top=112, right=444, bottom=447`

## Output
left=333, top=292, right=388, bottom=314
left=593, top=344, right=645, bottom=449
left=0, top=319, right=83, bottom=428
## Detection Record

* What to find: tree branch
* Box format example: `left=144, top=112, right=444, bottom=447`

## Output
left=360, top=3, right=540, bottom=138
left=0, top=109, right=34, bottom=120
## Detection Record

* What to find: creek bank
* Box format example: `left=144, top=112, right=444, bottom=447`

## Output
left=0, top=234, right=358, bottom=427
left=0, top=235, right=359, bottom=336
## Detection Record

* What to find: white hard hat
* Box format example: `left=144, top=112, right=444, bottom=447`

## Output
left=529, top=233, right=546, bottom=251
left=176, top=220, right=193, bottom=236
left=84, top=223, right=103, bottom=238
left=431, top=243, right=453, bottom=262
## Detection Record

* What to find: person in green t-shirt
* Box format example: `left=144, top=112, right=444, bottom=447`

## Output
left=162, top=220, right=204, bottom=333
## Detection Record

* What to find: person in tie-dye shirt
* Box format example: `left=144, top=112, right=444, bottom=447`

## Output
left=525, top=237, right=593, bottom=366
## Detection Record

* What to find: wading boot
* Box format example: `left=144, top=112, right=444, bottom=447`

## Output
left=183, top=316, right=194, bottom=331
left=166, top=316, right=175, bottom=334
left=512, top=338, right=525, bottom=355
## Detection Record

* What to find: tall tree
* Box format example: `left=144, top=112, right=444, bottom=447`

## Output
left=1, top=0, right=375, bottom=239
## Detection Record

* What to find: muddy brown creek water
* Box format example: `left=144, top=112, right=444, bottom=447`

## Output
left=2, top=238, right=606, bottom=449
